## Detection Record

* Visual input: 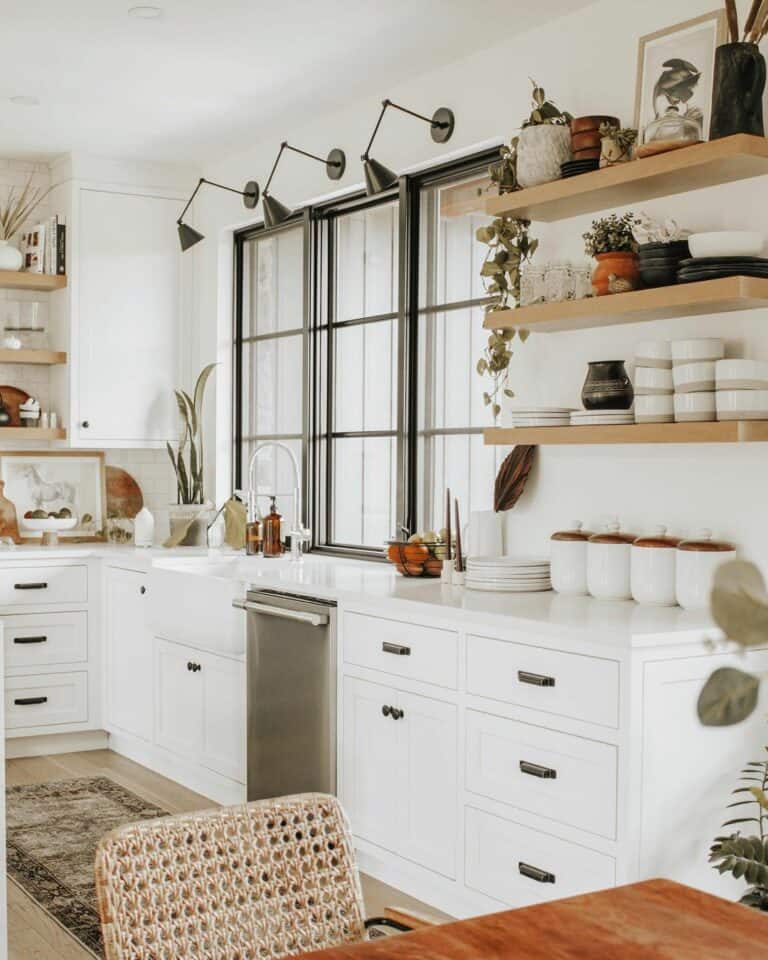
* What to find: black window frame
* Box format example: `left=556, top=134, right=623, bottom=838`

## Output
left=233, top=146, right=500, bottom=559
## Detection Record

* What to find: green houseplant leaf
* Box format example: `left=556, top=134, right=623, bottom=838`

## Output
left=698, top=667, right=760, bottom=726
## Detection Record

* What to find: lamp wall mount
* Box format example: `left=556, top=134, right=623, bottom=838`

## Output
left=177, top=177, right=260, bottom=251
left=262, top=141, right=347, bottom=227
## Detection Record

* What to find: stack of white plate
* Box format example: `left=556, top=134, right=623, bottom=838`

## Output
left=570, top=410, right=634, bottom=426
left=465, top=555, right=551, bottom=592
left=509, top=404, right=574, bottom=427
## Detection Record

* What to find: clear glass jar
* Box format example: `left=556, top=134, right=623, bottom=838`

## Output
left=573, top=263, right=594, bottom=300
left=544, top=261, right=573, bottom=303
left=520, top=265, right=537, bottom=306
left=530, top=266, right=546, bottom=304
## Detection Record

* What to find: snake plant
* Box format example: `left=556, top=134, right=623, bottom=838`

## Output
left=166, top=363, right=216, bottom=504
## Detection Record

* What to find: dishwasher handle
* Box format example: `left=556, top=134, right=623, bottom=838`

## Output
left=232, top=598, right=328, bottom=627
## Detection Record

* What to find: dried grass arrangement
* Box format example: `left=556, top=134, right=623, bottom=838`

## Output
left=0, top=171, right=53, bottom=243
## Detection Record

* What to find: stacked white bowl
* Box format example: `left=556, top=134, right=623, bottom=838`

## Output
left=715, top=359, right=768, bottom=419
left=634, top=340, right=674, bottom=423
left=671, top=339, right=724, bottom=422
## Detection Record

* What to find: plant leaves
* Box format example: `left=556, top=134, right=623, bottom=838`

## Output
left=494, top=445, right=537, bottom=512
left=698, top=667, right=760, bottom=726
left=711, top=559, right=768, bottom=648
left=193, top=362, right=216, bottom=424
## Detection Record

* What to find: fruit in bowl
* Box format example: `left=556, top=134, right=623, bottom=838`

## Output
left=21, top=508, right=79, bottom=545
left=385, top=530, right=455, bottom=577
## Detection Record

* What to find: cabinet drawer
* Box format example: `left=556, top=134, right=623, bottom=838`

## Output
left=4, top=612, right=88, bottom=668
left=6, top=672, right=88, bottom=729
left=0, top=565, right=88, bottom=607
left=465, top=806, right=615, bottom=907
left=466, top=634, right=619, bottom=728
left=343, top=612, right=458, bottom=689
left=466, top=710, right=617, bottom=838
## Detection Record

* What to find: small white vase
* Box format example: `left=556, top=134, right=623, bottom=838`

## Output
left=516, top=125, right=572, bottom=188
left=0, top=241, right=23, bottom=271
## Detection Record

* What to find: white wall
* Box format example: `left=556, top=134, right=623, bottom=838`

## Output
left=194, top=0, right=768, bottom=569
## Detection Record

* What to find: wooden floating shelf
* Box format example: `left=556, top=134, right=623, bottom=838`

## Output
left=0, top=349, right=67, bottom=365
left=0, top=427, right=66, bottom=440
left=486, top=135, right=768, bottom=222
left=484, top=276, right=768, bottom=333
left=0, top=271, right=66, bottom=293
left=485, top=421, right=768, bottom=446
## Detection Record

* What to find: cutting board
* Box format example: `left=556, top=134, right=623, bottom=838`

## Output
left=0, top=386, right=31, bottom=427
left=106, top=466, right=144, bottom=519
left=0, top=480, right=21, bottom=544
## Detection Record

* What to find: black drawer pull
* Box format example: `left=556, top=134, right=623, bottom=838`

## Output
left=13, top=636, right=48, bottom=645
left=14, top=582, right=48, bottom=591
left=518, top=670, right=555, bottom=687
left=382, top=642, right=411, bottom=656
left=520, top=760, right=557, bottom=779
left=14, top=696, right=48, bottom=706
left=390, top=707, right=404, bottom=720
left=186, top=661, right=201, bottom=673
left=519, top=861, right=555, bottom=884
left=382, top=704, right=392, bottom=717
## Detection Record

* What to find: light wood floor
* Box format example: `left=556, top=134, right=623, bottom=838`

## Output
left=6, top=749, right=450, bottom=959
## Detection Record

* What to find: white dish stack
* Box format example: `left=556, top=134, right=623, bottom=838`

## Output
left=508, top=404, right=574, bottom=427
left=465, top=555, right=551, bottom=592
left=715, top=359, right=768, bottom=420
left=634, top=340, right=673, bottom=423
left=671, top=339, right=723, bottom=422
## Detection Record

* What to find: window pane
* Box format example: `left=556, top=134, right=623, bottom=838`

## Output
left=336, top=203, right=398, bottom=321
left=332, top=436, right=396, bottom=548
left=241, top=334, right=303, bottom=437
left=333, top=319, right=398, bottom=433
left=243, top=226, right=303, bottom=337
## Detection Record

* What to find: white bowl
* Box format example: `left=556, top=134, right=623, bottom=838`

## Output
left=635, top=340, right=671, bottom=369
left=635, top=395, right=674, bottom=423
left=716, top=359, right=768, bottom=390
left=21, top=516, right=79, bottom=532
left=687, top=231, right=764, bottom=258
left=674, top=392, right=716, bottom=422
left=672, top=361, right=715, bottom=394
left=671, top=338, right=724, bottom=366
left=716, top=389, right=768, bottom=420
left=634, top=366, right=673, bottom=395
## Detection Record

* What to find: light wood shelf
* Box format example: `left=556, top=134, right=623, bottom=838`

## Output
left=0, top=427, right=66, bottom=441
left=484, top=276, right=768, bottom=333
left=485, top=420, right=768, bottom=445
left=0, top=349, right=67, bottom=365
left=486, top=134, right=768, bottom=222
left=0, top=271, right=66, bottom=293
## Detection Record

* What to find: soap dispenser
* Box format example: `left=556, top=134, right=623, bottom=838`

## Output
left=245, top=503, right=262, bottom=556
left=262, top=496, right=283, bottom=558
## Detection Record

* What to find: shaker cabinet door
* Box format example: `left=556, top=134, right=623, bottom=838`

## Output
left=77, top=188, right=182, bottom=445
left=105, top=567, right=153, bottom=742
left=200, top=652, right=246, bottom=784
left=155, top=638, right=205, bottom=760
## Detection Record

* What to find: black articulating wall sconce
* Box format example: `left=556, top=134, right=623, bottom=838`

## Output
left=262, top=142, right=346, bottom=228
left=177, top=177, right=260, bottom=251
left=361, top=99, right=455, bottom=196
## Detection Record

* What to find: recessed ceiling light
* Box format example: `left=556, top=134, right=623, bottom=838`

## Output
left=10, top=96, right=40, bottom=106
left=128, top=5, right=163, bottom=18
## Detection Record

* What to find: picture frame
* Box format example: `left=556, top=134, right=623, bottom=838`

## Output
left=0, top=450, right=107, bottom=542
left=634, top=11, right=728, bottom=145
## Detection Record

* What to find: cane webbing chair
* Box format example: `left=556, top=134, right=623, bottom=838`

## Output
left=95, top=792, right=420, bottom=960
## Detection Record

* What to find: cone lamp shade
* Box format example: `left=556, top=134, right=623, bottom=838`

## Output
left=177, top=222, right=205, bottom=251
left=363, top=157, right=399, bottom=196
left=262, top=193, right=294, bottom=229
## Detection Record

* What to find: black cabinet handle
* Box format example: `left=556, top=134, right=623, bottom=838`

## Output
left=520, top=760, right=557, bottom=779
left=13, top=636, right=47, bottom=645
left=14, top=582, right=48, bottom=591
left=186, top=661, right=201, bottom=673
left=381, top=704, right=392, bottom=717
left=390, top=707, right=404, bottom=720
left=382, top=642, right=411, bottom=656
left=518, top=670, right=555, bottom=688
left=81, top=420, right=90, bottom=429
left=140, top=586, right=147, bottom=595
left=519, top=861, right=555, bottom=884
left=14, top=696, right=48, bottom=706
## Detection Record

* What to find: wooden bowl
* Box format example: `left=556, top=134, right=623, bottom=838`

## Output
left=573, top=147, right=602, bottom=160
left=570, top=115, right=619, bottom=134
left=571, top=130, right=603, bottom=151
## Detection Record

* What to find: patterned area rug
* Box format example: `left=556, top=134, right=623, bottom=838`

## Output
left=6, top=776, right=168, bottom=957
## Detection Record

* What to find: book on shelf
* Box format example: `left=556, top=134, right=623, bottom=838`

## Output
left=19, top=217, right=65, bottom=275
left=21, top=223, right=45, bottom=273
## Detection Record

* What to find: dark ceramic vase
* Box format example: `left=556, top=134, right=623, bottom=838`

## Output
left=710, top=42, right=766, bottom=140
left=582, top=361, right=633, bottom=410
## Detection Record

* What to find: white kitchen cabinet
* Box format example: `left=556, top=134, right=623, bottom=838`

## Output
left=155, top=638, right=205, bottom=760
left=342, top=675, right=457, bottom=878
left=104, top=567, right=153, bottom=742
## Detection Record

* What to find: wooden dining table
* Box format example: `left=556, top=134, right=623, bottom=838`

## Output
left=302, top=880, right=768, bottom=959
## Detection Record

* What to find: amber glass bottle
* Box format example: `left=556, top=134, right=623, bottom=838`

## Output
left=262, top=497, right=283, bottom=558
left=245, top=514, right=262, bottom=556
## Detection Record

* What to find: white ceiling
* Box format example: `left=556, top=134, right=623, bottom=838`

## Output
left=0, top=0, right=594, bottom=164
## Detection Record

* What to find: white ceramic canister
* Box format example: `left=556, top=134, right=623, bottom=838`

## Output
left=133, top=506, right=155, bottom=548
left=587, top=522, right=637, bottom=600
left=675, top=529, right=736, bottom=610
left=550, top=521, right=593, bottom=596
left=630, top=525, right=680, bottom=606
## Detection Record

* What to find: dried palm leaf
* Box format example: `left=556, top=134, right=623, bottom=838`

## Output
left=744, top=0, right=763, bottom=38
left=493, top=445, right=536, bottom=512
left=725, top=0, right=739, bottom=42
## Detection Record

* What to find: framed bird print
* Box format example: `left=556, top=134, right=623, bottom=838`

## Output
left=635, top=11, right=727, bottom=146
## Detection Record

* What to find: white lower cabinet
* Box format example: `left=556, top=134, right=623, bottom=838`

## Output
left=342, top=675, right=457, bottom=879
left=105, top=567, right=153, bottom=742
left=5, top=672, right=88, bottom=730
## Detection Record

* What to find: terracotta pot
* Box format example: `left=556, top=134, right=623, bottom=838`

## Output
left=516, top=124, right=572, bottom=187
left=571, top=130, right=603, bottom=151
left=599, top=137, right=633, bottom=167
left=591, top=251, right=640, bottom=296
left=570, top=115, right=619, bottom=135
left=573, top=147, right=602, bottom=160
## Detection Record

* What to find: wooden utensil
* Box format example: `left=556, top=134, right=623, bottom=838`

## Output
left=0, top=480, right=21, bottom=544
left=106, top=466, right=144, bottom=519
left=725, top=0, right=739, bottom=42
left=744, top=0, right=762, bottom=38
left=454, top=499, right=463, bottom=573
left=0, top=385, right=31, bottom=427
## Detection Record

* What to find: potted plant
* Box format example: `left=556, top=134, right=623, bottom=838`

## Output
left=489, top=141, right=520, bottom=194
left=583, top=212, right=640, bottom=296
left=166, top=363, right=217, bottom=546
left=0, top=172, right=53, bottom=271
left=475, top=216, right=538, bottom=419
left=516, top=80, right=573, bottom=188
left=599, top=123, right=638, bottom=167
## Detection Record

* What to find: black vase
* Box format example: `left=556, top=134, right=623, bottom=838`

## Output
left=710, top=42, right=766, bottom=140
left=581, top=361, right=633, bottom=410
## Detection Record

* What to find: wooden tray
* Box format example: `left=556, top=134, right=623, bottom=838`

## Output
left=0, top=385, right=31, bottom=427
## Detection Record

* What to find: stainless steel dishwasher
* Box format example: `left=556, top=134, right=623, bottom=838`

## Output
left=233, top=589, right=337, bottom=801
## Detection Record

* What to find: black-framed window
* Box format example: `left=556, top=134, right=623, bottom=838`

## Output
left=233, top=148, right=500, bottom=557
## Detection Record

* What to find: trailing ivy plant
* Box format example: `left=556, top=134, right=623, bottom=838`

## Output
left=522, top=79, right=572, bottom=127
left=598, top=122, right=638, bottom=153
left=475, top=216, right=537, bottom=420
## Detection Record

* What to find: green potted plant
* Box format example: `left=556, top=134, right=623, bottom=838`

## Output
left=583, top=211, right=640, bottom=296
left=599, top=122, right=638, bottom=167
left=475, top=216, right=538, bottom=420
left=516, top=80, right=573, bottom=188
left=166, top=363, right=217, bottom=546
